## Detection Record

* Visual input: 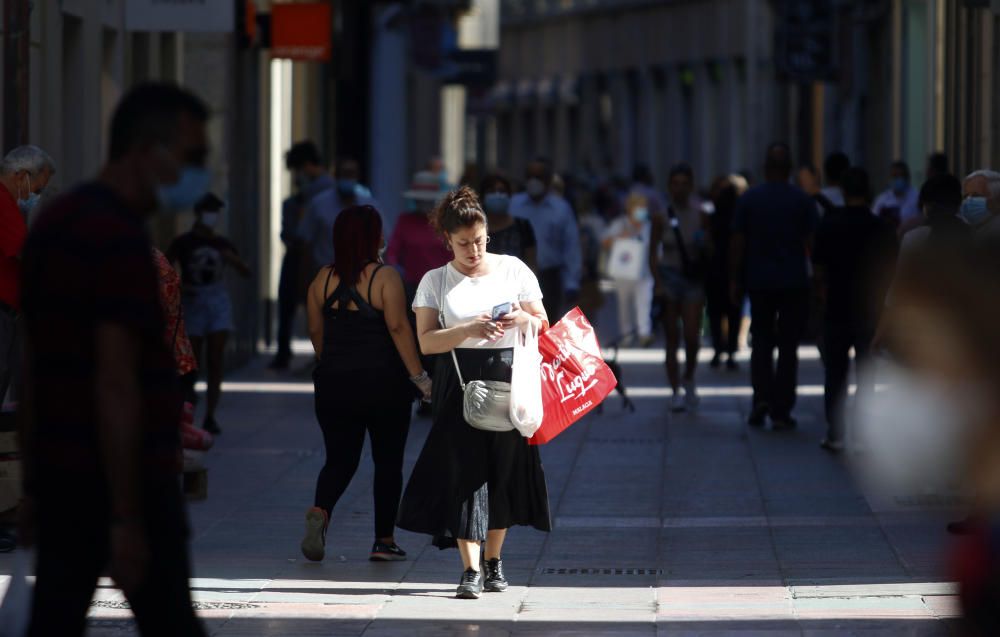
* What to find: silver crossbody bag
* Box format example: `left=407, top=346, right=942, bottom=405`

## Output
left=439, top=269, right=514, bottom=432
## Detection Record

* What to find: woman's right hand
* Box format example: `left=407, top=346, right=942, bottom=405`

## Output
left=464, top=314, right=505, bottom=341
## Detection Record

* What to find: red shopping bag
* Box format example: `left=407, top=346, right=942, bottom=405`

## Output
left=529, top=307, right=617, bottom=445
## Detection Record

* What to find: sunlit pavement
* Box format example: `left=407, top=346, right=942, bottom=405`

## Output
left=3, top=331, right=962, bottom=635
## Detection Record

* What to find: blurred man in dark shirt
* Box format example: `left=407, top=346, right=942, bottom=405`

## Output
left=732, top=143, right=819, bottom=429
left=812, top=167, right=898, bottom=452
left=19, top=83, right=208, bottom=637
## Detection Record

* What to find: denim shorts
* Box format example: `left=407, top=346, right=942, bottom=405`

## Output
left=658, top=265, right=705, bottom=304
left=182, top=286, right=234, bottom=337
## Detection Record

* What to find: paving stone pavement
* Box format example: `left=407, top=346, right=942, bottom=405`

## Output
left=0, top=321, right=963, bottom=635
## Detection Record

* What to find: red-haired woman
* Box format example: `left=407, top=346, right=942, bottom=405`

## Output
left=300, top=205, right=432, bottom=563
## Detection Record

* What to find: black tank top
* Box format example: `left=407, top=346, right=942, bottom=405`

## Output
left=317, top=265, right=404, bottom=375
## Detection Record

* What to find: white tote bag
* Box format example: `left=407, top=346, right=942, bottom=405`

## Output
left=606, top=238, right=645, bottom=282
left=509, top=323, right=544, bottom=438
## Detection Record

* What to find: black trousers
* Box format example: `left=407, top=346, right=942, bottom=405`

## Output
left=29, top=481, right=204, bottom=637
left=748, top=289, right=809, bottom=419
left=538, top=267, right=565, bottom=324
left=275, top=248, right=300, bottom=361
left=313, top=368, right=411, bottom=538
left=706, top=278, right=741, bottom=356
left=823, top=320, right=874, bottom=442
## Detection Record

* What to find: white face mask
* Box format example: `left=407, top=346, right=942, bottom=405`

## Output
left=201, top=212, right=220, bottom=228
left=852, top=359, right=987, bottom=498
left=525, top=178, right=547, bottom=199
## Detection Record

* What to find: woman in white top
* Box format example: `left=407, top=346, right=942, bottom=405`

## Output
left=602, top=193, right=655, bottom=347
left=397, top=186, right=552, bottom=600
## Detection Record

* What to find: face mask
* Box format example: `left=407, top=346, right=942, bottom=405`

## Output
left=525, top=178, right=547, bottom=199
left=159, top=166, right=211, bottom=211
left=483, top=192, right=510, bottom=214
left=960, top=196, right=990, bottom=226
left=17, top=174, right=40, bottom=216
left=853, top=360, right=986, bottom=497
left=200, top=212, right=220, bottom=228
left=337, top=179, right=358, bottom=200
left=631, top=206, right=649, bottom=223
left=891, top=177, right=908, bottom=195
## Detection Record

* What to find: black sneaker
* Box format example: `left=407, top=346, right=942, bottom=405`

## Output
left=771, top=416, right=798, bottom=431
left=710, top=354, right=722, bottom=369
left=456, top=568, right=483, bottom=599
left=203, top=417, right=222, bottom=435
left=370, top=541, right=407, bottom=562
left=483, top=558, right=508, bottom=592
left=748, top=403, right=769, bottom=427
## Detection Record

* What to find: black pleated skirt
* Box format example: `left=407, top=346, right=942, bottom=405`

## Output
left=396, top=347, right=551, bottom=548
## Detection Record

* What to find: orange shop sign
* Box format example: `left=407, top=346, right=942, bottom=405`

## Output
left=271, top=2, right=332, bottom=62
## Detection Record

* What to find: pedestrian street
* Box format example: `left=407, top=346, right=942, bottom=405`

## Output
left=18, top=337, right=960, bottom=636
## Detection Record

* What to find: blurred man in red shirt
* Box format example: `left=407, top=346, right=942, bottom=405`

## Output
left=0, top=145, right=54, bottom=405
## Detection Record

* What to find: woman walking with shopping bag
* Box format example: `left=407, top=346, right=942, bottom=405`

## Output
left=397, top=186, right=552, bottom=599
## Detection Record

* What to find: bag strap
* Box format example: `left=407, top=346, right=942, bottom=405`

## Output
left=438, top=267, right=467, bottom=390
left=667, top=205, right=693, bottom=271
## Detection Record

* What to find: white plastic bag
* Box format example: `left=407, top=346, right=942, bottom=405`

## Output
left=0, top=549, right=33, bottom=637
left=509, top=322, right=544, bottom=437
left=606, top=238, right=645, bottom=282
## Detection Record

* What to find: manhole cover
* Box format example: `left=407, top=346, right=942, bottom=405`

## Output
left=539, top=567, right=662, bottom=576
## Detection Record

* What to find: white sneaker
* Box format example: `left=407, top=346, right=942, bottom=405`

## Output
left=670, top=393, right=686, bottom=412
left=684, top=380, right=700, bottom=410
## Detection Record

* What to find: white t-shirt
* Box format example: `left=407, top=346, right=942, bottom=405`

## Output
left=874, top=187, right=920, bottom=224
left=413, top=254, right=543, bottom=349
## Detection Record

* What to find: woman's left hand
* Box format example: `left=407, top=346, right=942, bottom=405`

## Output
left=498, top=302, right=539, bottom=331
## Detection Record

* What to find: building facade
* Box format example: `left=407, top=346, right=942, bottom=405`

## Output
left=488, top=0, right=1000, bottom=192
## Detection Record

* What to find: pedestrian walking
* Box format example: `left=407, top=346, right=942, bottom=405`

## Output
left=873, top=160, right=920, bottom=232
left=300, top=205, right=431, bottom=563
left=270, top=141, right=335, bottom=370
left=705, top=174, right=747, bottom=370
left=602, top=193, right=654, bottom=347
left=958, top=169, right=1000, bottom=236
left=298, top=157, right=378, bottom=278
left=19, top=82, right=206, bottom=637
left=152, top=248, right=197, bottom=395
left=397, top=186, right=551, bottom=600
left=386, top=171, right=452, bottom=301
left=386, top=171, right=452, bottom=417
left=167, top=193, right=251, bottom=435
left=812, top=168, right=897, bottom=452
left=0, top=146, right=54, bottom=409
left=649, top=163, right=708, bottom=412
left=509, top=157, right=581, bottom=321
left=819, top=152, right=850, bottom=211
left=479, top=173, right=537, bottom=269
left=731, top=143, right=819, bottom=429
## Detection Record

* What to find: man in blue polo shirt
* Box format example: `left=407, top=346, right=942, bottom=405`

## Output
left=510, top=157, right=581, bottom=320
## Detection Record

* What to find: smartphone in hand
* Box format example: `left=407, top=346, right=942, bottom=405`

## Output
left=491, top=302, right=512, bottom=321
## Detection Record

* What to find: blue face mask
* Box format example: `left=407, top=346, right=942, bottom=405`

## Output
left=18, top=192, right=40, bottom=217
left=960, top=196, right=990, bottom=226
left=631, top=206, right=649, bottom=223
left=483, top=192, right=510, bottom=214
left=159, top=166, right=210, bottom=211
left=891, top=177, right=908, bottom=195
